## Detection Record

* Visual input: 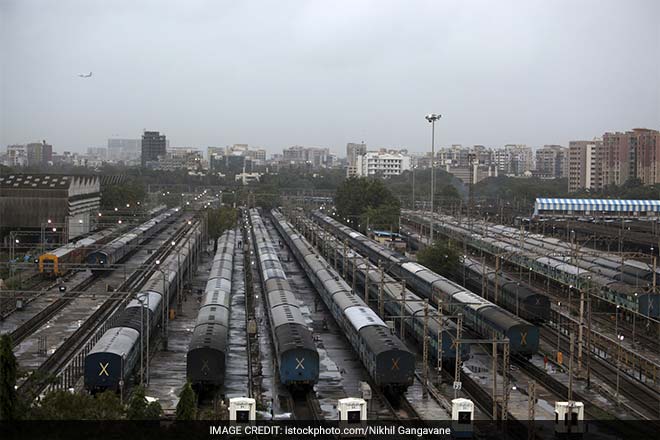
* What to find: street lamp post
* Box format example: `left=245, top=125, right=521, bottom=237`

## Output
left=137, top=293, right=150, bottom=386
left=632, top=293, right=637, bottom=345
left=615, top=334, right=624, bottom=405
left=425, top=113, right=441, bottom=243
left=557, top=301, right=562, bottom=358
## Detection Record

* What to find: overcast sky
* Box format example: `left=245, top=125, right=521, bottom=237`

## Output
left=1, top=0, right=658, bottom=154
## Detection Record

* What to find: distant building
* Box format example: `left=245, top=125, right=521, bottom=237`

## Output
left=26, top=141, right=53, bottom=166
left=535, top=145, right=567, bottom=179
left=87, top=147, right=107, bottom=160
left=154, top=147, right=204, bottom=171
left=445, top=164, right=498, bottom=185
left=346, top=142, right=367, bottom=177
left=141, top=131, right=167, bottom=168
left=282, top=146, right=330, bottom=168
left=568, top=139, right=605, bottom=192
left=0, top=174, right=100, bottom=240
left=107, top=138, right=142, bottom=160
left=235, top=172, right=262, bottom=185
left=355, top=151, right=411, bottom=178
left=503, top=144, right=534, bottom=175
left=247, top=148, right=267, bottom=162
left=602, top=128, right=660, bottom=187
left=4, top=145, right=27, bottom=167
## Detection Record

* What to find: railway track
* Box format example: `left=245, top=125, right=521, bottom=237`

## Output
left=10, top=273, right=98, bottom=347
left=17, top=219, right=198, bottom=401
left=540, top=326, right=660, bottom=421
left=290, top=391, right=322, bottom=420
left=0, top=270, right=79, bottom=320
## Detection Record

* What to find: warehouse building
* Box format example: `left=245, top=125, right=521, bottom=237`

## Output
left=0, top=174, right=101, bottom=241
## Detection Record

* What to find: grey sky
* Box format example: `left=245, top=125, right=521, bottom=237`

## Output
left=1, top=0, right=659, bottom=155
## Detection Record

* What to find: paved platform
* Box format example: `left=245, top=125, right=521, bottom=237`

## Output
left=144, top=242, right=213, bottom=411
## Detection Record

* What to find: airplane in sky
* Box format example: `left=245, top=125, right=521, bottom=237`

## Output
left=78, top=72, right=93, bottom=78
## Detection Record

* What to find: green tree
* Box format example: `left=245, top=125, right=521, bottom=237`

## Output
left=101, top=179, right=147, bottom=210
left=0, top=334, right=18, bottom=420
left=145, top=400, right=163, bottom=420
left=126, top=385, right=149, bottom=420
left=335, top=178, right=401, bottom=233
left=417, top=240, right=459, bottom=277
left=440, top=184, right=461, bottom=201
left=91, top=391, right=125, bottom=420
left=31, top=391, right=95, bottom=419
left=208, top=207, right=238, bottom=241
left=175, top=381, right=197, bottom=420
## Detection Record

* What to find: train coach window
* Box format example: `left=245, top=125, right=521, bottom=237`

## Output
left=347, top=410, right=361, bottom=423
left=236, top=410, right=250, bottom=422
left=457, top=411, right=471, bottom=424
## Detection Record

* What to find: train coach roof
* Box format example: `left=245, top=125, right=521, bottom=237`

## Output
left=359, top=325, right=410, bottom=355
left=267, top=289, right=298, bottom=309
left=205, top=277, right=231, bottom=296
left=344, top=306, right=386, bottom=332
left=88, top=327, right=140, bottom=355
left=189, top=322, right=228, bottom=351
left=202, top=287, right=231, bottom=309
left=479, top=305, right=531, bottom=333
left=271, top=303, right=306, bottom=328
left=196, top=304, right=230, bottom=328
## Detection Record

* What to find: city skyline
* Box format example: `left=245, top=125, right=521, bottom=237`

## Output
left=2, top=0, right=659, bottom=154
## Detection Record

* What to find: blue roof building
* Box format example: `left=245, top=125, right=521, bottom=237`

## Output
left=533, top=198, right=660, bottom=218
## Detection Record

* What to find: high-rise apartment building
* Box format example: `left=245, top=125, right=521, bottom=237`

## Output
left=535, top=145, right=567, bottom=179
left=346, top=142, right=367, bottom=177
left=26, top=141, right=53, bottom=166
left=141, top=131, right=167, bottom=168
left=602, top=129, right=660, bottom=186
left=568, top=139, right=605, bottom=192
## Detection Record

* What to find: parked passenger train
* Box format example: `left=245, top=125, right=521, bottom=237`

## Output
left=84, top=221, right=200, bottom=392
left=186, top=229, right=237, bottom=390
left=272, top=210, right=415, bottom=393
left=312, top=211, right=540, bottom=356
left=249, top=209, right=319, bottom=389
left=86, top=208, right=179, bottom=272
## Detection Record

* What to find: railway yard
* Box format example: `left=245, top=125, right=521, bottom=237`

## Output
left=2, top=196, right=659, bottom=437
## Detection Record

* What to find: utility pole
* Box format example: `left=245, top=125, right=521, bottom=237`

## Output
left=379, top=261, right=385, bottom=317
left=438, top=301, right=443, bottom=383
left=352, top=256, right=357, bottom=292
left=586, top=294, right=592, bottom=388
left=454, top=313, right=463, bottom=399
left=577, top=288, right=585, bottom=376
left=495, top=256, right=500, bottom=303
left=482, top=258, right=487, bottom=299
left=400, top=280, right=407, bottom=341
left=343, top=240, right=348, bottom=278
left=423, top=300, right=429, bottom=398
left=364, top=265, right=370, bottom=307
left=333, top=236, right=338, bottom=270
left=528, top=381, right=536, bottom=440
left=502, top=339, right=510, bottom=422
left=492, top=341, right=498, bottom=420
left=568, top=332, right=574, bottom=402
